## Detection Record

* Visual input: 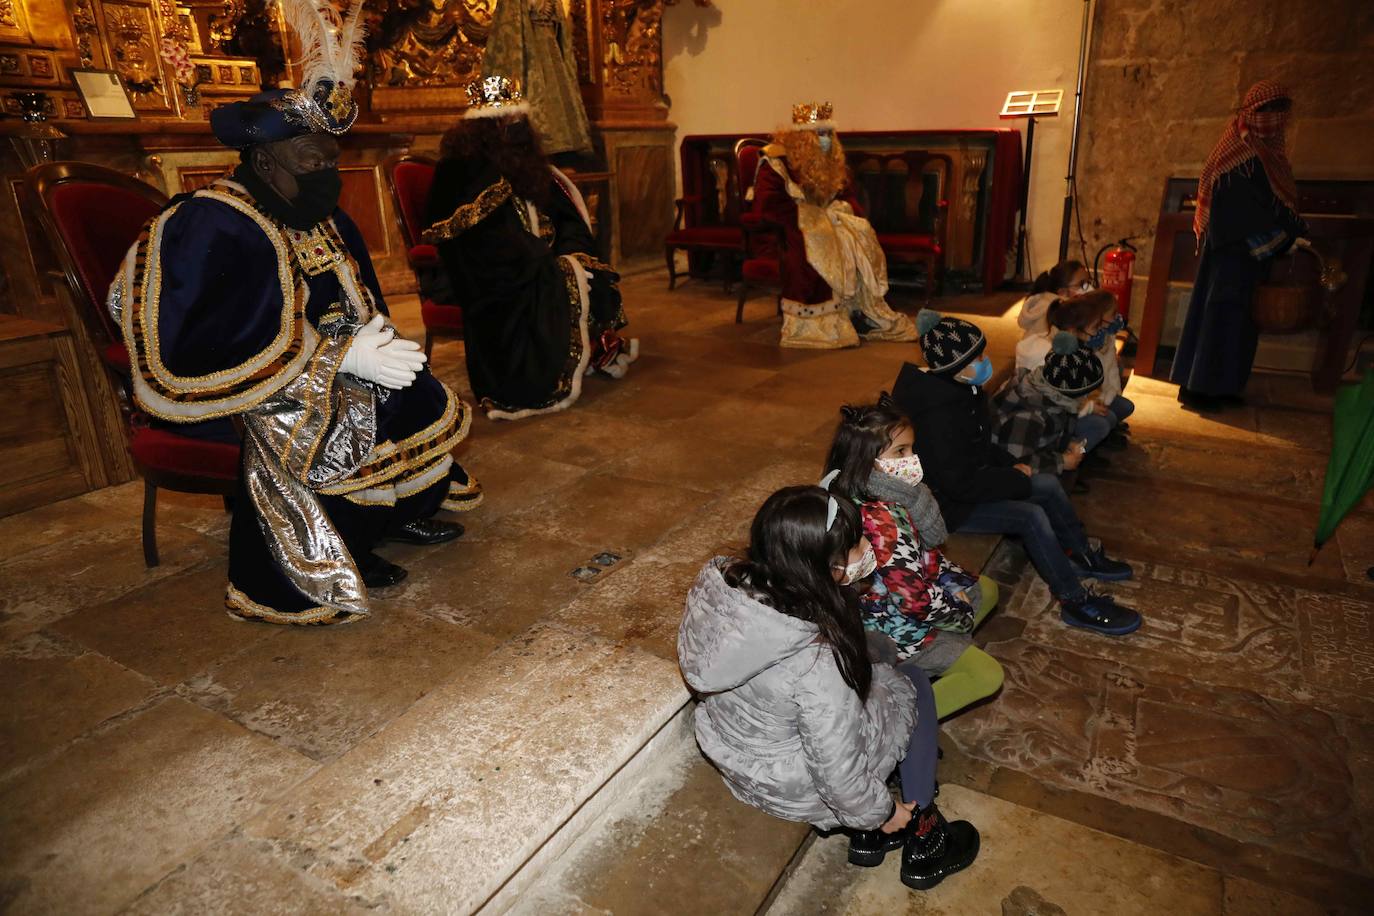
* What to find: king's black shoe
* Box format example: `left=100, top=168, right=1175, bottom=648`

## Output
left=900, top=803, right=979, bottom=891
left=360, top=552, right=408, bottom=588
left=387, top=518, right=464, bottom=546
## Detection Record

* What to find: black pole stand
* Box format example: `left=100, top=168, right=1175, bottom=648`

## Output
left=1058, top=0, right=1093, bottom=262
left=1012, top=115, right=1037, bottom=284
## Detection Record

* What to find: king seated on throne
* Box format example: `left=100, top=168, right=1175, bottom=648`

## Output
left=109, top=0, right=480, bottom=626
left=751, top=102, right=918, bottom=349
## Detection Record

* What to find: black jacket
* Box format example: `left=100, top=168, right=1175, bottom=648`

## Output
left=890, top=362, right=1031, bottom=530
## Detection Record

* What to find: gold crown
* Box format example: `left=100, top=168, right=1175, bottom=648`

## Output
left=792, top=101, right=834, bottom=125
left=466, top=75, right=525, bottom=111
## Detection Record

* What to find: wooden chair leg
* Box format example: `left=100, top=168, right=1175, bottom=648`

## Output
left=142, top=479, right=160, bottom=568
left=424, top=331, right=433, bottom=360
left=222, top=493, right=234, bottom=513
left=736, top=279, right=748, bottom=323
left=666, top=245, right=678, bottom=290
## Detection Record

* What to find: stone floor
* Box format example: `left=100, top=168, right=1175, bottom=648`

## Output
left=1, top=269, right=1371, bottom=913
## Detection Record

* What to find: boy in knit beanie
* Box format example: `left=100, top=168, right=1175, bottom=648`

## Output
left=992, top=333, right=1104, bottom=475
left=891, top=311, right=1141, bottom=637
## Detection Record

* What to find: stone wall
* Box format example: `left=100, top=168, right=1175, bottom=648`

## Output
left=1077, top=0, right=1374, bottom=276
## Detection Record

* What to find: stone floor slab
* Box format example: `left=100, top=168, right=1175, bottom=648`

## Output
left=0, top=631, right=153, bottom=777
left=942, top=638, right=1366, bottom=874
left=48, top=562, right=273, bottom=687
left=513, top=748, right=810, bottom=916
left=242, top=624, right=688, bottom=914
left=0, top=697, right=315, bottom=914
left=179, top=608, right=500, bottom=762
left=767, top=784, right=1226, bottom=916
left=123, top=835, right=372, bottom=916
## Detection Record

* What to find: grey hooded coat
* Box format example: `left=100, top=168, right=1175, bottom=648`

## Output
left=678, top=558, right=918, bottom=831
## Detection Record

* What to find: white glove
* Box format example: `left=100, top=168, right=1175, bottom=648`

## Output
left=340, top=315, right=427, bottom=390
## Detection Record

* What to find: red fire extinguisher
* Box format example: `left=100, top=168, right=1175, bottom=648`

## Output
left=1095, top=238, right=1137, bottom=321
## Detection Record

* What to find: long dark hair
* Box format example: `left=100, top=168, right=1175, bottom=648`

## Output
left=439, top=114, right=551, bottom=207
left=1048, top=289, right=1116, bottom=332
left=724, top=486, right=872, bottom=700
left=825, top=395, right=909, bottom=503
left=1031, top=259, right=1085, bottom=294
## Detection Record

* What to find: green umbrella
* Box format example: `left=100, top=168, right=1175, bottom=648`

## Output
left=1310, top=369, right=1374, bottom=563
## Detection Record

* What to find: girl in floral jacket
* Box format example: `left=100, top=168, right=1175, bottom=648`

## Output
left=826, top=398, right=1004, bottom=719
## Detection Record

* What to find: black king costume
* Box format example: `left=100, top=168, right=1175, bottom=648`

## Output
left=108, top=0, right=480, bottom=625
left=423, top=76, right=637, bottom=420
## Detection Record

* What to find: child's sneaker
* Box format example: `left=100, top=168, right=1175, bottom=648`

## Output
left=1060, top=589, right=1141, bottom=636
left=1069, top=545, right=1133, bottom=581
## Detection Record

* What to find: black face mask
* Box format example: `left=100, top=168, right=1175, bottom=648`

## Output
left=287, top=167, right=343, bottom=227
left=234, top=159, right=341, bottom=230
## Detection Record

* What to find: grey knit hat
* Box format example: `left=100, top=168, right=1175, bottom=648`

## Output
left=916, top=309, right=986, bottom=375
left=1043, top=332, right=1104, bottom=396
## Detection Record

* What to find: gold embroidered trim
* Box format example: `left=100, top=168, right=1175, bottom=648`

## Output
left=317, top=385, right=472, bottom=494
left=287, top=224, right=348, bottom=276
left=137, top=191, right=302, bottom=392
left=422, top=178, right=513, bottom=243
left=225, top=585, right=365, bottom=626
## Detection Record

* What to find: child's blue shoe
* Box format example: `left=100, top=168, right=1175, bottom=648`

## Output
left=1069, top=545, right=1133, bottom=581
left=1060, top=590, right=1141, bottom=636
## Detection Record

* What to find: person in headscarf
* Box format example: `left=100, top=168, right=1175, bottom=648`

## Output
left=749, top=102, right=918, bottom=349
left=1170, top=79, right=1308, bottom=410
left=110, top=0, right=480, bottom=625
left=423, top=76, right=636, bottom=420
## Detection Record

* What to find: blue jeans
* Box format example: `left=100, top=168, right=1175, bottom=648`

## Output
left=955, top=473, right=1090, bottom=600
left=896, top=663, right=938, bottom=808
left=1074, top=396, right=1136, bottom=451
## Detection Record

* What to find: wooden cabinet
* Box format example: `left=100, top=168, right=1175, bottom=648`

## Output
left=0, top=315, right=125, bottom=517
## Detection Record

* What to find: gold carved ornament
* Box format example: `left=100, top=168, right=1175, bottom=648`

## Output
left=370, top=0, right=495, bottom=89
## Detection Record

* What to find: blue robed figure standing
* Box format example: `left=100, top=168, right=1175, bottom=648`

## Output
left=110, top=0, right=479, bottom=625
left=1171, top=79, right=1308, bottom=411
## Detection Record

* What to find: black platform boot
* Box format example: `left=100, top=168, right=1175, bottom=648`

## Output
left=900, top=802, right=979, bottom=890
left=847, top=800, right=909, bottom=867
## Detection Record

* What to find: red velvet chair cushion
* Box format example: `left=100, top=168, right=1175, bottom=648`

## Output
left=737, top=145, right=765, bottom=197
left=665, top=225, right=743, bottom=248
left=877, top=233, right=942, bottom=255
left=392, top=161, right=436, bottom=247
left=408, top=243, right=440, bottom=267
left=49, top=182, right=162, bottom=343
left=741, top=258, right=781, bottom=282
left=103, top=341, right=130, bottom=375
left=130, top=426, right=240, bottom=480
left=421, top=299, right=464, bottom=332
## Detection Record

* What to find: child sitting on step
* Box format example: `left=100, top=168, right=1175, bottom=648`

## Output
left=1017, top=290, right=1133, bottom=456
left=825, top=398, right=1004, bottom=720
left=678, top=485, right=980, bottom=891
left=891, top=310, right=1142, bottom=637
left=993, top=332, right=1104, bottom=476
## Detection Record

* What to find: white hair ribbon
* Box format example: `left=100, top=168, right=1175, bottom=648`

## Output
left=820, top=469, right=840, bottom=530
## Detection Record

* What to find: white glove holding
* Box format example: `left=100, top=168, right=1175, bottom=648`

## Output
left=340, top=315, right=427, bottom=390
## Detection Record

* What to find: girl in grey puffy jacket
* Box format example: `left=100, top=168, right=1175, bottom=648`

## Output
left=678, top=486, right=980, bottom=889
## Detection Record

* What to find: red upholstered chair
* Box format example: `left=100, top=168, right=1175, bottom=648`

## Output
left=734, top=138, right=786, bottom=323
left=665, top=144, right=746, bottom=291
left=847, top=150, right=953, bottom=304
left=384, top=154, right=462, bottom=358
left=26, top=161, right=240, bottom=567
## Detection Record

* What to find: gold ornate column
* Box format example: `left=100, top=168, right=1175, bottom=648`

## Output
left=571, top=0, right=674, bottom=266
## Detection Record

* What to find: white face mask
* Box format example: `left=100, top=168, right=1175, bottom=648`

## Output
left=874, top=454, right=924, bottom=487
left=841, top=542, right=878, bottom=585
left=817, top=132, right=833, bottom=155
